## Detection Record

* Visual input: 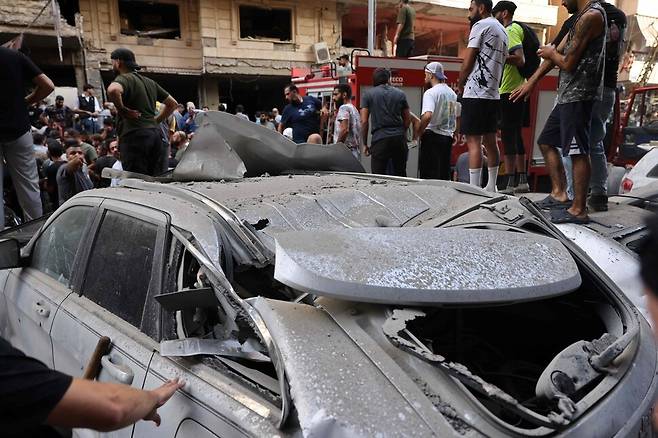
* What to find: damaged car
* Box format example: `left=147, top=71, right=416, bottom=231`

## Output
left=0, top=114, right=656, bottom=437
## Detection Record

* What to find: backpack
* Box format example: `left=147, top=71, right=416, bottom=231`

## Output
left=513, top=21, right=540, bottom=79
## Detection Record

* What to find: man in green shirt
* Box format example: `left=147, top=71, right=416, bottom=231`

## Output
left=394, top=0, right=416, bottom=57
left=107, top=48, right=178, bottom=176
left=493, top=1, right=529, bottom=193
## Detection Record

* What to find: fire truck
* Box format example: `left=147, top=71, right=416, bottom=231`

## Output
left=292, top=53, right=560, bottom=187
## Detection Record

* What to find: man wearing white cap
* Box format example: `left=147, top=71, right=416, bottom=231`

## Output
left=417, top=62, right=460, bottom=180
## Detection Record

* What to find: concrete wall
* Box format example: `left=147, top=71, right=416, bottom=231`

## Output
left=200, top=0, right=340, bottom=75
left=79, top=0, right=203, bottom=74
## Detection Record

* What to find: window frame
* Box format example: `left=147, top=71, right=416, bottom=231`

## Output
left=77, top=200, right=170, bottom=337
left=235, top=3, right=295, bottom=44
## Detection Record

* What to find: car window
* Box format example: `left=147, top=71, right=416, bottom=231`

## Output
left=31, top=206, right=93, bottom=285
left=82, top=210, right=158, bottom=329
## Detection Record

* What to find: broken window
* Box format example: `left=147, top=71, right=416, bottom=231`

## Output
left=118, top=0, right=181, bottom=39
left=239, top=6, right=292, bottom=41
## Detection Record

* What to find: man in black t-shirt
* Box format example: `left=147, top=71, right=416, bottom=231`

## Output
left=0, top=336, right=183, bottom=436
left=0, top=47, right=54, bottom=228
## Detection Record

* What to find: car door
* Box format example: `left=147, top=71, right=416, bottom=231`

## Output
left=2, top=202, right=98, bottom=366
left=50, top=201, right=169, bottom=438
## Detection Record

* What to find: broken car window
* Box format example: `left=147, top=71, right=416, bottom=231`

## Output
left=82, top=211, right=158, bottom=329
left=31, top=206, right=93, bottom=285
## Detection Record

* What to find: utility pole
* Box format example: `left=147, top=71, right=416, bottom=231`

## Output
left=368, top=0, right=376, bottom=53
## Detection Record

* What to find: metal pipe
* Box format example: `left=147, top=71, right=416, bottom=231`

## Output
left=367, top=0, right=376, bottom=53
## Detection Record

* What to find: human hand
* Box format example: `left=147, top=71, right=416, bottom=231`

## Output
left=143, top=378, right=185, bottom=426
left=510, top=81, right=535, bottom=103
left=363, top=145, right=371, bottom=157
left=537, top=44, right=556, bottom=60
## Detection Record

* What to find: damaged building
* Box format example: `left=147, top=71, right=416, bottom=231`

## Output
left=3, top=0, right=558, bottom=112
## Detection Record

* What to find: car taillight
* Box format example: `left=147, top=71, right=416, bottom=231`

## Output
left=622, top=177, right=633, bottom=193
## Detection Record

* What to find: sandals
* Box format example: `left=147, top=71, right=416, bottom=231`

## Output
left=536, top=195, right=572, bottom=210
left=550, top=208, right=590, bottom=224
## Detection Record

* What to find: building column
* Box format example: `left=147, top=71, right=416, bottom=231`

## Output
left=200, top=75, right=220, bottom=110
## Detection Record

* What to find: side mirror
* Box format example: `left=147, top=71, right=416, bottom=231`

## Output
left=0, top=239, right=21, bottom=269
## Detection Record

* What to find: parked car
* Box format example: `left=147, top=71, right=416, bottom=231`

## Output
left=0, top=172, right=656, bottom=437
left=621, top=147, right=658, bottom=193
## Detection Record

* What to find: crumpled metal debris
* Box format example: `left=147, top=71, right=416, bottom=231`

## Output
left=160, top=337, right=270, bottom=362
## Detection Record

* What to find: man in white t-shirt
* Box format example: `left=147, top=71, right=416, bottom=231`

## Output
left=332, top=84, right=362, bottom=160
left=457, top=0, right=507, bottom=191
left=417, top=62, right=461, bottom=180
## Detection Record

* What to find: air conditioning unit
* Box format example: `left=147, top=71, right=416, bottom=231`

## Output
left=313, top=42, right=331, bottom=64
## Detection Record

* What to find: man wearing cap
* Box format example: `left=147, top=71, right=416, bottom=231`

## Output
left=74, top=83, right=102, bottom=134
left=360, top=67, right=411, bottom=176
left=107, top=48, right=178, bottom=176
left=493, top=1, right=529, bottom=194
left=417, top=62, right=460, bottom=180
left=457, top=0, right=507, bottom=191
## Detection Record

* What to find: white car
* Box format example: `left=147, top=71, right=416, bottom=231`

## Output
left=621, top=147, right=658, bottom=193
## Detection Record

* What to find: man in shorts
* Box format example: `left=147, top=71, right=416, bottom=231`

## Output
left=511, top=0, right=605, bottom=223
left=457, top=0, right=508, bottom=191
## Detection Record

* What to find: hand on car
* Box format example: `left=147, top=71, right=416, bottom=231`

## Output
left=143, top=378, right=185, bottom=426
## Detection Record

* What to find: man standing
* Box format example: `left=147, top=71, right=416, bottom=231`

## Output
left=360, top=68, right=411, bottom=176
left=0, top=46, right=52, bottom=228
left=457, top=0, right=508, bottom=191
left=235, top=104, right=250, bottom=121
left=256, top=112, right=276, bottom=130
left=561, top=0, right=626, bottom=212
left=417, top=62, right=460, bottom=180
left=493, top=1, right=529, bottom=193
left=511, top=0, right=605, bottom=223
left=64, top=128, right=98, bottom=165
left=45, top=95, right=74, bottom=129
left=107, top=48, right=178, bottom=176
left=332, top=84, right=362, bottom=160
left=394, top=0, right=416, bottom=57
left=278, top=84, right=323, bottom=144
left=74, top=84, right=102, bottom=134
left=336, top=55, right=352, bottom=83
left=56, top=140, right=94, bottom=203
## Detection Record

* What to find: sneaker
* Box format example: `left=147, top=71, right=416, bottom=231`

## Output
left=588, top=194, right=608, bottom=212
left=500, top=186, right=515, bottom=195
left=514, top=183, right=530, bottom=193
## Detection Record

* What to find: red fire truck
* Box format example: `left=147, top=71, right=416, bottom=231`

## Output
left=292, top=54, right=559, bottom=187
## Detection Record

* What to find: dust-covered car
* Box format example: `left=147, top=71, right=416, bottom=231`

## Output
left=0, top=171, right=656, bottom=437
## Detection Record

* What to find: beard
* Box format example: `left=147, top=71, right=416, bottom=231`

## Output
left=468, top=12, right=482, bottom=28
left=334, top=97, right=344, bottom=106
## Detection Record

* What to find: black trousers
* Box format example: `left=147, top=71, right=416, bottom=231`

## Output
left=371, top=135, right=407, bottom=177
left=419, top=131, right=453, bottom=180
left=396, top=39, right=414, bottom=57
left=119, top=128, right=166, bottom=176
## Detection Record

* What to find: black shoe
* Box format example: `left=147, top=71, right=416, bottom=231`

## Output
left=588, top=194, right=608, bottom=212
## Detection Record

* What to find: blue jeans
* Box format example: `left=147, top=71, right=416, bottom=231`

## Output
left=563, top=87, right=615, bottom=199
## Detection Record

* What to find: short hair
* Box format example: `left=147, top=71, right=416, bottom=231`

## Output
left=285, top=84, right=299, bottom=93
left=32, top=132, right=45, bottom=145
left=235, top=104, right=245, bottom=113
left=64, top=138, right=79, bottom=150
left=55, top=95, right=64, bottom=100
left=83, top=83, right=94, bottom=91
left=373, top=67, right=391, bottom=87
left=640, top=215, right=658, bottom=296
left=472, top=0, right=493, bottom=13
left=338, top=54, right=349, bottom=61
left=103, top=118, right=114, bottom=126
left=47, top=140, right=63, bottom=158
left=334, top=84, right=352, bottom=99
left=65, top=128, right=80, bottom=138
left=218, top=103, right=226, bottom=111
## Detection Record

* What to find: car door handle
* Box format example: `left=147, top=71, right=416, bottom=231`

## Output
left=101, top=355, right=134, bottom=385
left=33, top=301, right=50, bottom=318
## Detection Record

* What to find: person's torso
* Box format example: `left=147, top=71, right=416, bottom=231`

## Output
left=285, top=96, right=320, bottom=142
left=558, top=2, right=606, bottom=104
left=425, top=84, right=459, bottom=136
left=46, top=106, right=71, bottom=123
left=365, top=85, right=406, bottom=139
left=500, top=22, right=525, bottom=94
left=399, top=5, right=416, bottom=39
left=333, top=103, right=361, bottom=149
left=0, top=48, right=33, bottom=140
left=602, top=2, right=626, bottom=89
left=115, top=72, right=159, bottom=135
left=78, top=95, right=96, bottom=117
left=464, top=17, right=508, bottom=100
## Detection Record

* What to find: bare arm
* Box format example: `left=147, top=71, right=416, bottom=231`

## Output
left=509, top=57, right=557, bottom=102
left=457, top=48, right=478, bottom=95
left=540, top=10, right=604, bottom=72
left=402, top=108, right=411, bottom=130
left=25, top=74, right=54, bottom=107
left=417, top=111, right=432, bottom=138
left=394, top=23, right=404, bottom=44
left=156, top=95, right=178, bottom=124
left=336, top=119, right=349, bottom=143
left=47, top=378, right=183, bottom=432
left=360, top=107, right=370, bottom=155
left=107, top=82, right=140, bottom=120
left=507, top=47, right=525, bottom=68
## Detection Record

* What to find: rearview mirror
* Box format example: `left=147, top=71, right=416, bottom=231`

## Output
left=0, top=239, right=21, bottom=269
